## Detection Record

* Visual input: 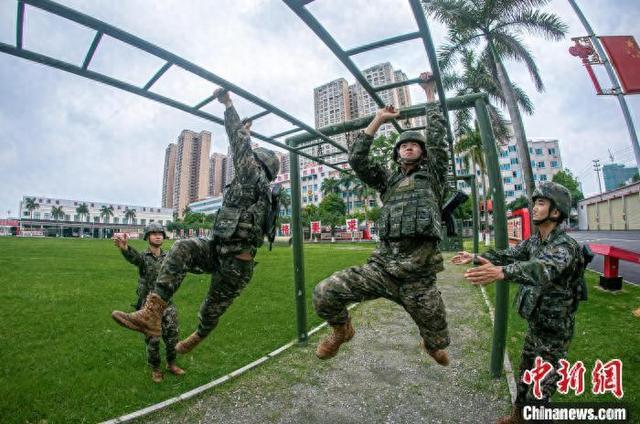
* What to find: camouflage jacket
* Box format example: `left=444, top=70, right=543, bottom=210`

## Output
left=211, top=105, right=272, bottom=254
left=121, top=246, right=167, bottom=309
left=482, top=226, right=582, bottom=320
left=348, top=104, right=449, bottom=241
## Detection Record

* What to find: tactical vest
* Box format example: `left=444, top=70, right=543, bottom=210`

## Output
left=377, top=169, right=442, bottom=241
left=212, top=176, right=270, bottom=247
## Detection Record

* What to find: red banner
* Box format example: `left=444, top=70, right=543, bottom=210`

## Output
left=310, top=221, right=321, bottom=234
left=600, top=36, right=640, bottom=94
left=280, top=223, right=290, bottom=236
left=346, top=218, right=358, bottom=232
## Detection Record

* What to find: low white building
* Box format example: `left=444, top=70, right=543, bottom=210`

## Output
left=188, top=196, right=223, bottom=215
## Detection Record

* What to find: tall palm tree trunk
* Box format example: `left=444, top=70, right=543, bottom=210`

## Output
left=488, top=38, right=535, bottom=199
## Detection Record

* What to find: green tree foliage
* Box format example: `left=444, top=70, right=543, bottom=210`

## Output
left=301, top=204, right=320, bottom=228
left=367, top=206, right=382, bottom=224
left=318, top=193, right=346, bottom=236
left=24, top=197, right=39, bottom=218
left=507, top=195, right=529, bottom=211
left=552, top=169, right=584, bottom=208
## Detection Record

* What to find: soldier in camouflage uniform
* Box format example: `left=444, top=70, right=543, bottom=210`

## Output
left=313, top=73, right=451, bottom=366
left=113, top=223, right=185, bottom=383
left=112, top=89, right=280, bottom=355
left=452, top=182, right=586, bottom=424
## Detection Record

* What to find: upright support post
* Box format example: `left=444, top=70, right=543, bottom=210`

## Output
left=470, top=175, right=480, bottom=255
left=475, top=98, right=508, bottom=377
left=287, top=139, right=308, bottom=345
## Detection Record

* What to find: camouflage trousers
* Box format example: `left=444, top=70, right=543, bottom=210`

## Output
left=515, top=316, right=575, bottom=406
left=145, top=304, right=179, bottom=368
left=313, top=240, right=449, bottom=351
left=153, top=237, right=254, bottom=338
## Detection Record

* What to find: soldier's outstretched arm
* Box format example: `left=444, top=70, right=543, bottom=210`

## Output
left=348, top=106, right=397, bottom=193
left=481, top=239, right=531, bottom=267
left=501, top=241, right=578, bottom=287
left=214, top=89, right=261, bottom=179
left=121, top=245, right=143, bottom=267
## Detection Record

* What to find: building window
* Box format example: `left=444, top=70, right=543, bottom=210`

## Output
left=548, top=148, right=556, bottom=155
left=531, top=160, right=536, bottom=167
left=74, top=215, right=79, bottom=222
left=515, top=184, right=523, bottom=191
left=535, top=148, right=543, bottom=155
left=551, top=160, right=559, bottom=168
left=113, top=217, right=119, bottom=224
left=44, top=213, right=50, bottom=219
left=94, top=216, right=99, bottom=223
left=65, top=214, right=70, bottom=221
left=47, top=199, right=51, bottom=204
left=140, top=219, right=146, bottom=225
left=510, top=158, right=519, bottom=165
left=56, top=200, right=60, bottom=205
left=540, top=175, right=548, bottom=181
left=500, top=164, right=511, bottom=171
left=503, top=177, right=512, bottom=184
left=508, top=145, right=517, bottom=152
left=537, top=161, right=545, bottom=168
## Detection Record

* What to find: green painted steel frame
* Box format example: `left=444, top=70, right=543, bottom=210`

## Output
left=3, top=0, right=510, bottom=370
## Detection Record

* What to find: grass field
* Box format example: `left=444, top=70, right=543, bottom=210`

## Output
left=0, top=238, right=373, bottom=423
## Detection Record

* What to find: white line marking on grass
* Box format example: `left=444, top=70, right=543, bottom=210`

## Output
left=100, top=303, right=360, bottom=424
left=479, top=286, right=517, bottom=404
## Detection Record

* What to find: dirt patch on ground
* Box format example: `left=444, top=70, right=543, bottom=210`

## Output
left=143, top=256, right=511, bottom=423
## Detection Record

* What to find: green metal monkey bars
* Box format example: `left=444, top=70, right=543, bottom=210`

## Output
left=2, top=0, right=509, bottom=378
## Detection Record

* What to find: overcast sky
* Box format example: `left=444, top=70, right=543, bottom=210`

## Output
left=0, top=0, right=638, bottom=216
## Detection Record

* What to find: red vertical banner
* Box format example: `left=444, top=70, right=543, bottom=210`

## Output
left=346, top=218, right=358, bottom=232
left=310, top=221, right=321, bottom=234
left=280, top=223, right=290, bottom=236
left=600, top=36, right=640, bottom=94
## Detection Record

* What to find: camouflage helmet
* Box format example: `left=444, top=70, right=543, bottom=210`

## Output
left=392, top=130, right=427, bottom=162
left=254, top=147, right=280, bottom=180
left=532, top=182, right=571, bottom=218
left=143, top=222, right=167, bottom=240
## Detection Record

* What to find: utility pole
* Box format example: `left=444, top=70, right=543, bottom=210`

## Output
left=593, top=159, right=603, bottom=194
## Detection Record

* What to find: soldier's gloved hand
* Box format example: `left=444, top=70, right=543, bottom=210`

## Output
left=213, top=88, right=232, bottom=107
left=419, top=71, right=436, bottom=102
left=374, top=105, right=400, bottom=123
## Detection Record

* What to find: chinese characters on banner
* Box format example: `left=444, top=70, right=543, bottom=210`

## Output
left=524, top=357, right=623, bottom=399
left=280, top=223, right=290, bottom=236
left=346, top=218, right=358, bottom=232
left=310, top=221, right=321, bottom=234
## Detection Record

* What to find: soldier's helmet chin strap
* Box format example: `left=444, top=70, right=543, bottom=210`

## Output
left=532, top=199, right=561, bottom=225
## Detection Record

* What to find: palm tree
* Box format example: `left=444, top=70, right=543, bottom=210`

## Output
left=454, top=128, right=491, bottom=236
left=124, top=207, right=137, bottom=225
left=51, top=205, right=65, bottom=237
left=338, top=173, right=358, bottom=214
left=279, top=190, right=291, bottom=216
left=425, top=0, right=567, bottom=197
left=75, top=203, right=89, bottom=237
left=24, top=197, right=39, bottom=219
left=99, top=205, right=114, bottom=238
left=99, top=205, right=114, bottom=223
left=442, top=48, right=533, bottom=144
left=320, top=177, right=340, bottom=196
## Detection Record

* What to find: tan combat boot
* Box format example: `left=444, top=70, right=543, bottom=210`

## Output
left=111, top=293, right=166, bottom=337
left=316, top=318, right=355, bottom=360
left=176, top=332, right=205, bottom=354
left=167, top=363, right=186, bottom=376
left=151, top=368, right=163, bottom=383
left=421, top=341, right=450, bottom=366
left=633, top=307, right=640, bottom=318
left=496, top=406, right=524, bottom=424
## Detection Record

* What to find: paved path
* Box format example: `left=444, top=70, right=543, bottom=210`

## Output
left=143, top=257, right=512, bottom=424
left=570, top=231, right=640, bottom=285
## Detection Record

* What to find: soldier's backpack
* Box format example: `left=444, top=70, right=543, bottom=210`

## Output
left=264, top=184, right=282, bottom=251
left=576, top=244, right=594, bottom=302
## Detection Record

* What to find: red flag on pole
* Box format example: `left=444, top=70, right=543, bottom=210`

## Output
left=600, top=36, right=640, bottom=94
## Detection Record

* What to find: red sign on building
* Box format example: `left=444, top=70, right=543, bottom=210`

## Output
left=310, top=221, right=321, bottom=234
left=600, top=36, right=640, bottom=94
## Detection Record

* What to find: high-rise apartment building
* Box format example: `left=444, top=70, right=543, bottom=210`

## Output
left=455, top=134, right=564, bottom=204
left=603, top=163, right=638, bottom=191
left=172, top=130, right=211, bottom=217
left=302, top=62, right=425, bottom=168
left=208, top=152, right=227, bottom=197
left=161, top=143, right=177, bottom=208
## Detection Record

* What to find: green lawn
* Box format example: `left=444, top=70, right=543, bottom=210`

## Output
left=484, top=272, right=640, bottom=411
left=0, top=238, right=373, bottom=423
